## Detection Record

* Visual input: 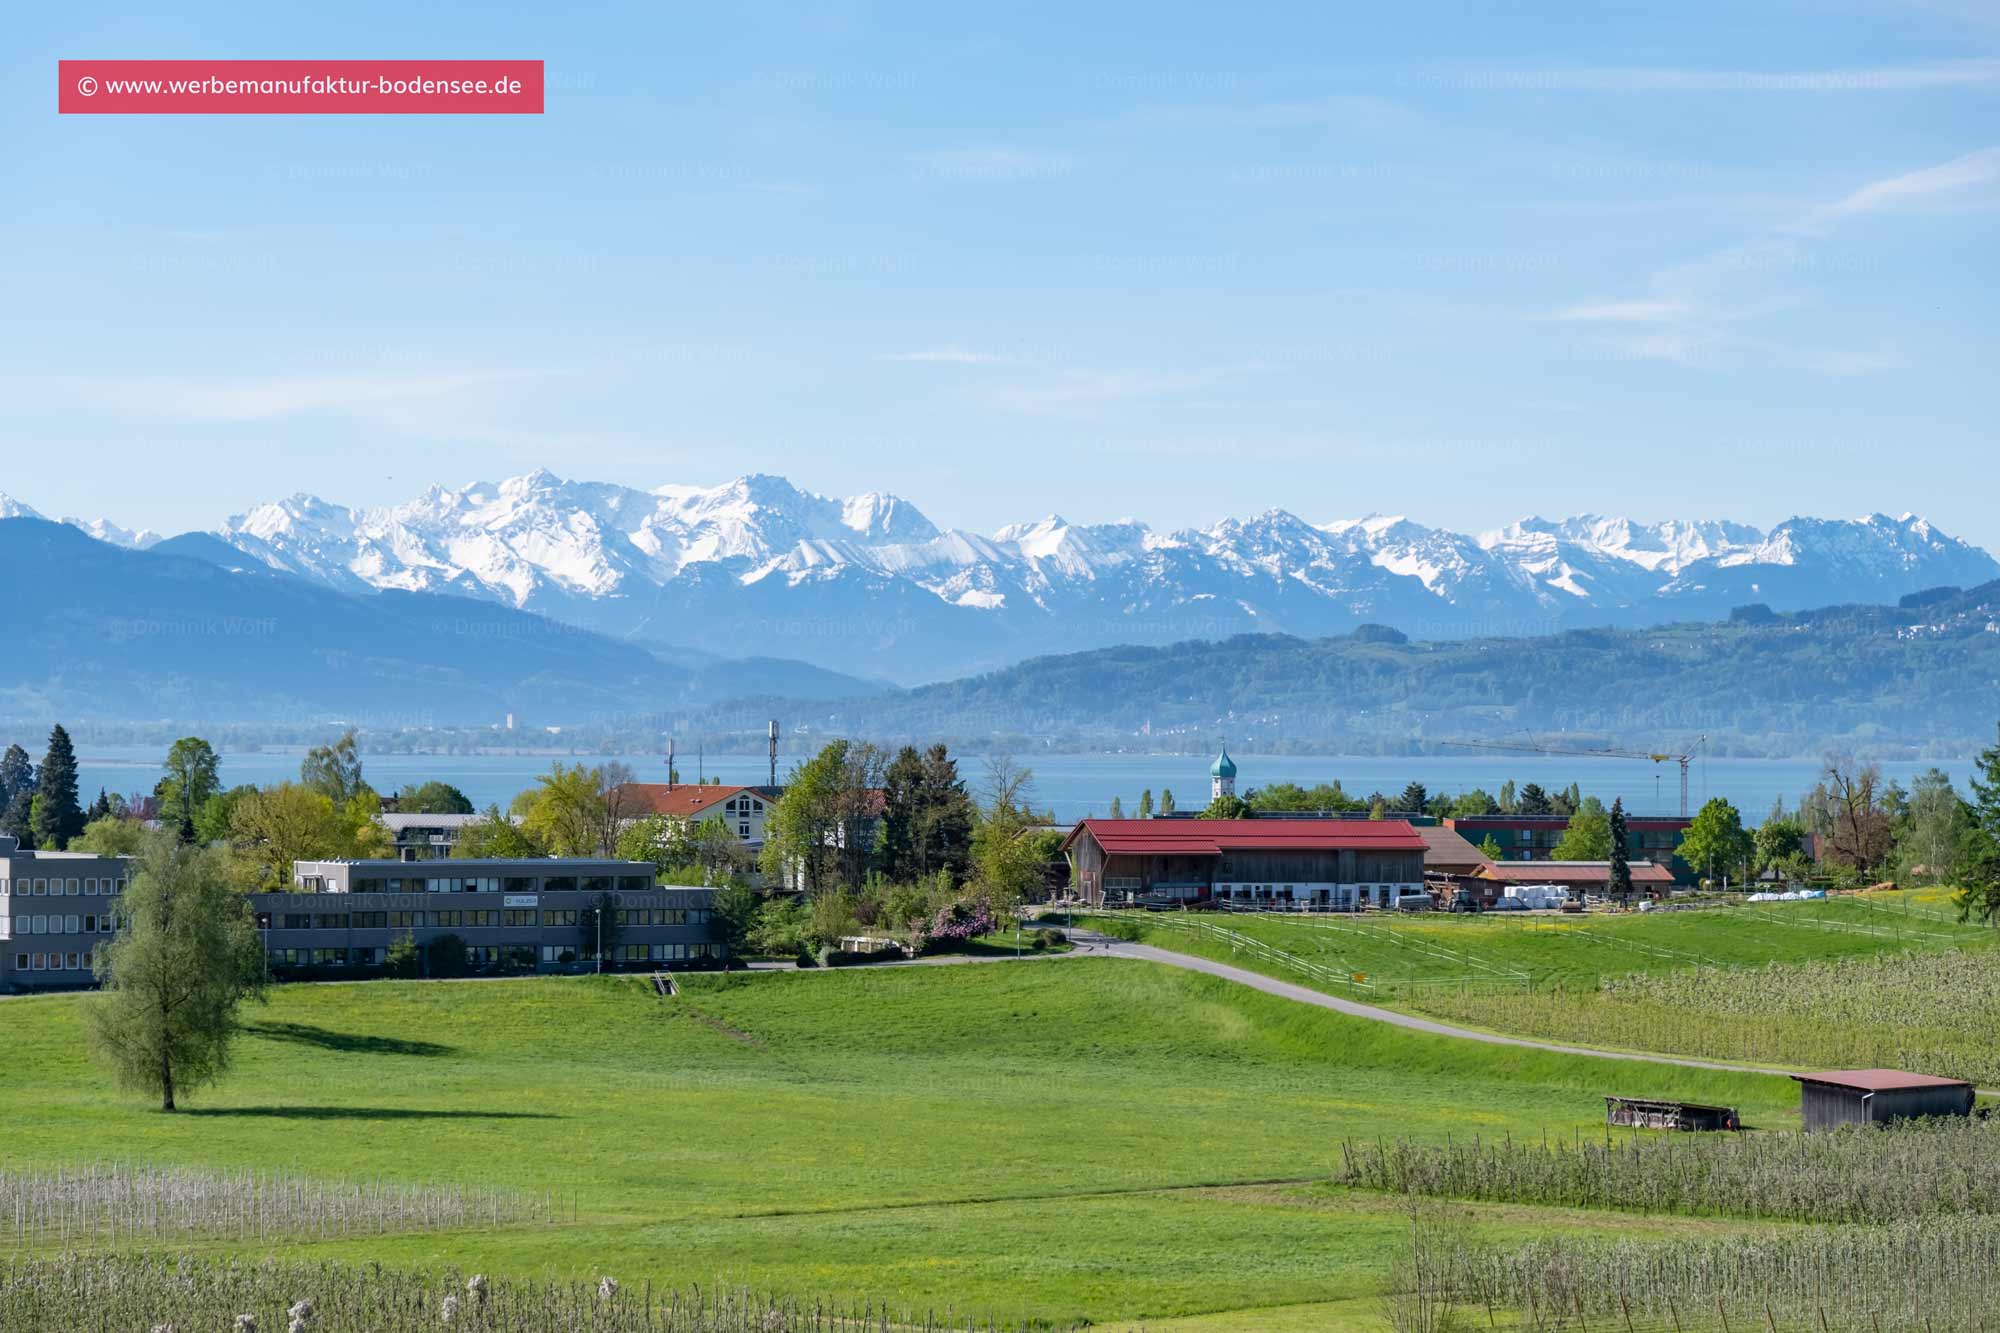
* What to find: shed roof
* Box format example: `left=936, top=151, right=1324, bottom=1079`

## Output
left=1791, top=1069, right=1973, bottom=1092
left=1475, top=860, right=1675, bottom=886
left=1063, top=818, right=1425, bottom=857
left=1415, top=824, right=1491, bottom=867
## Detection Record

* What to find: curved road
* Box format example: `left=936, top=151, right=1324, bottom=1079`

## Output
left=1067, top=930, right=1795, bottom=1079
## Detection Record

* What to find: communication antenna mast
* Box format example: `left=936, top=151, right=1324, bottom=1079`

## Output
left=768, top=720, right=780, bottom=788
left=665, top=737, right=677, bottom=791
left=1441, top=734, right=1708, bottom=817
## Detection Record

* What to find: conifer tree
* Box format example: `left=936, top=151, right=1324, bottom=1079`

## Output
left=32, top=723, right=84, bottom=850
left=1159, top=788, right=1176, bottom=814
left=1609, top=798, right=1633, bottom=901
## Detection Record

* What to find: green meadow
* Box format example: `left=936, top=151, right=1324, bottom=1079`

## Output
left=1, top=957, right=1798, bottom=1328
left=1083, top=891, right=1993, bottom=1002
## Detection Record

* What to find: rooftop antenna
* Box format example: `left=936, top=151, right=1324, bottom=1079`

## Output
left=666, top=737, right=677, bottom=792
left=768, top=719, right=780, bottom=789
left=698, top=742, right=705, bottom=786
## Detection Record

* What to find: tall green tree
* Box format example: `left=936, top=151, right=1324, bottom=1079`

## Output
left=1137, top=789, right=1154, bottom=819
left=762, top=741, right=884, bottom=895
left=1396, top=782, right=1428, bottom=814
left=86, top=836, right=266, bottom=1112
left=299, top=730, right=367, bottom=804
left=1108, top=795, right=1124, bottom=819
left=1753, top=818, right=1807, bottom=878
left=877, top=744, right=972, bottom=883
left=1551, top=808, right=1612, bottom=860
left=394, top=780, right=475, bottom=814
left=0, top=743, right=32, bottom=814
left=1968, top=723, right=2000, bottom=845
left=32, top=723, right=84, bottom=850
left=1608, top=798, right=1632, bottom=900
left=1899, top=768, right=1971, bottom=886
left=1514, top=783, right=1554, bottom=816
left=1680, top=797, right=1753, bottom=886
left=156, top=736, right=221, bottom=840
left=453, top=805, right=547, bottom=858
left=1158, top=788, right=1176, bottom=815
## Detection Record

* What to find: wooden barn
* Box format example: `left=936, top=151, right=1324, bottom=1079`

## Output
left=1792, top=1069, right=1974, bottom=1130
left=1604, top=1095, right=1739, bottom=1132
left=1061, top=818, right=1426, bottom=908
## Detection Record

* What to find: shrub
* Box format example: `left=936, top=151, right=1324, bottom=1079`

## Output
left=425, top=934, right=469, bottom=979
left=927, top=899, right=996, bottom=945
left=384, top=933, right=420, bottom=980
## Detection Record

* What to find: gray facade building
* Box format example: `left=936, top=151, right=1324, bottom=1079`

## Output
left=0, top=835, right=130, bottom=991
left=279, top=857, right=722, bottom=977
left=1, top=844, right=723, bottom=992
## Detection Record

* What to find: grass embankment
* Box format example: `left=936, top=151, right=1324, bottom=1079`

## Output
left=0, top=959, right=1795, bottom=1327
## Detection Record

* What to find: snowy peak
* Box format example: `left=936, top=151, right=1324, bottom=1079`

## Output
left=0, top=493, right=162, bottom=548
left=4, top=476, right=1994, bottom=683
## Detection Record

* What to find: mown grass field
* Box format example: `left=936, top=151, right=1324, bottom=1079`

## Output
left=0, top=958, right=1798, bottom=1328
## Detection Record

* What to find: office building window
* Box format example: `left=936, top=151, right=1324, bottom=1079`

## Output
left=502, top=909, right=535, bottom=927
left=433, top=911, right=462, bottom=928
left=283, top=914, right=310, bottom=929
left=543, top=876, right=576, bottom=892
left=618, top=875, right=651, bottom=892
left=389, top=911, right=425, bottom=928
left=503, top=877, right=537, bottom=893
left=353, top=912, right=387, bottom=928
left=541, top=909, right=576, bottom=927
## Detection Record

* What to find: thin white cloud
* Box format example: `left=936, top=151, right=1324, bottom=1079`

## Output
left=984, top=367, right=1241, bottom=416
left=1550, top=299, right=1691, bottom=324
left=62, top=370, right=529, bottom=425
left=913, top=147, right=1075, bottom=181
left=1111, top=95, right=1413, bottom=132
left=1457, top=59, right=2000, bottom=92
left=1546, top=147, right=1995, bottom=371
left=880, top=348, right=1012, bottom=365
left=1828, top=145, right=2000, bottom=216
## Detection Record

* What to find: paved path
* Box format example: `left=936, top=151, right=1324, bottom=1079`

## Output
left=1069, top=931, right=1794, bottom=1079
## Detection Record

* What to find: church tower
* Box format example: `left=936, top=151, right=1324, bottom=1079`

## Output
left=1210, top=747, right=1237, bottom=801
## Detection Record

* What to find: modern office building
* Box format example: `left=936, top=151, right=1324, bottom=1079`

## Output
left=0, top=835, right=130, bottom=991
left=1, top=846, right=724, bottom=992
left=280, top=857, right=723, bottom=976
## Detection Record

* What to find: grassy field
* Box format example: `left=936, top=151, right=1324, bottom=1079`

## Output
left=0, top=958, right=1798, bottom=1328
left=1079, top=891, right=1993, bottom=1004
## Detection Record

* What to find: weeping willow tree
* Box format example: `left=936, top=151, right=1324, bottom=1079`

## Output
left=87, top=835, right=266, bottom=1111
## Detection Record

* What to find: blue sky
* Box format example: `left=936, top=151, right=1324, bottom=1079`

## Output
left=4, top=2, right=1996, bottom=543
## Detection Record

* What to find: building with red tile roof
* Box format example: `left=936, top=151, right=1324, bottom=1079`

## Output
left=1062, top=818, right=1426, bottom=908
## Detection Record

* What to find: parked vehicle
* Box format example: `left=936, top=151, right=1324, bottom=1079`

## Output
left=1446, top=888, right=1483, bottom=914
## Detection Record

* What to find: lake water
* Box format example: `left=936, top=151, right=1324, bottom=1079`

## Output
left=66, top=745, right=1977, bottom=824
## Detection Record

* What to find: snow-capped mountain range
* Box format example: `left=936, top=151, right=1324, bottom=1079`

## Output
left=7, top=472, right=1995, bottom=684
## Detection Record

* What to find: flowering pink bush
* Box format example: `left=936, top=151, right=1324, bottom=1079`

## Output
left=928, top=899, right=996, bottom=943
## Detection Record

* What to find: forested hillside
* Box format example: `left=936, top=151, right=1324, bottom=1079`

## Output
left=701, top=586, right=2000, bottom=755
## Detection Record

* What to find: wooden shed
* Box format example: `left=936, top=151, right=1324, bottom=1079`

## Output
left=1792, top=1069, right=1974, bottom=1130
left=1605, top=1095, right=1739, bottom=1132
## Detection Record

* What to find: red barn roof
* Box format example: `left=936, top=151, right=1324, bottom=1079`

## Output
left=1792, top=1069, right=1972, bottom=1092
left=1062, top=818, right=1425, bottom=856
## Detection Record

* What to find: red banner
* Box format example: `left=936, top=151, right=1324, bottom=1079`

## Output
left=59, top=60, right=544, bottom=114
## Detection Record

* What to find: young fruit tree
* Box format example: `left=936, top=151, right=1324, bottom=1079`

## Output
left=87, top=835, right=267, bottom=1111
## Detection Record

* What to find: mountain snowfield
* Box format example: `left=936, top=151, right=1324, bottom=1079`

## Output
left=5, top=471, right=1995, bottom=683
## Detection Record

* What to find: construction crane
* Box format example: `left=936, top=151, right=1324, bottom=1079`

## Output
left=1442, top=735, right=1707, bottom=817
